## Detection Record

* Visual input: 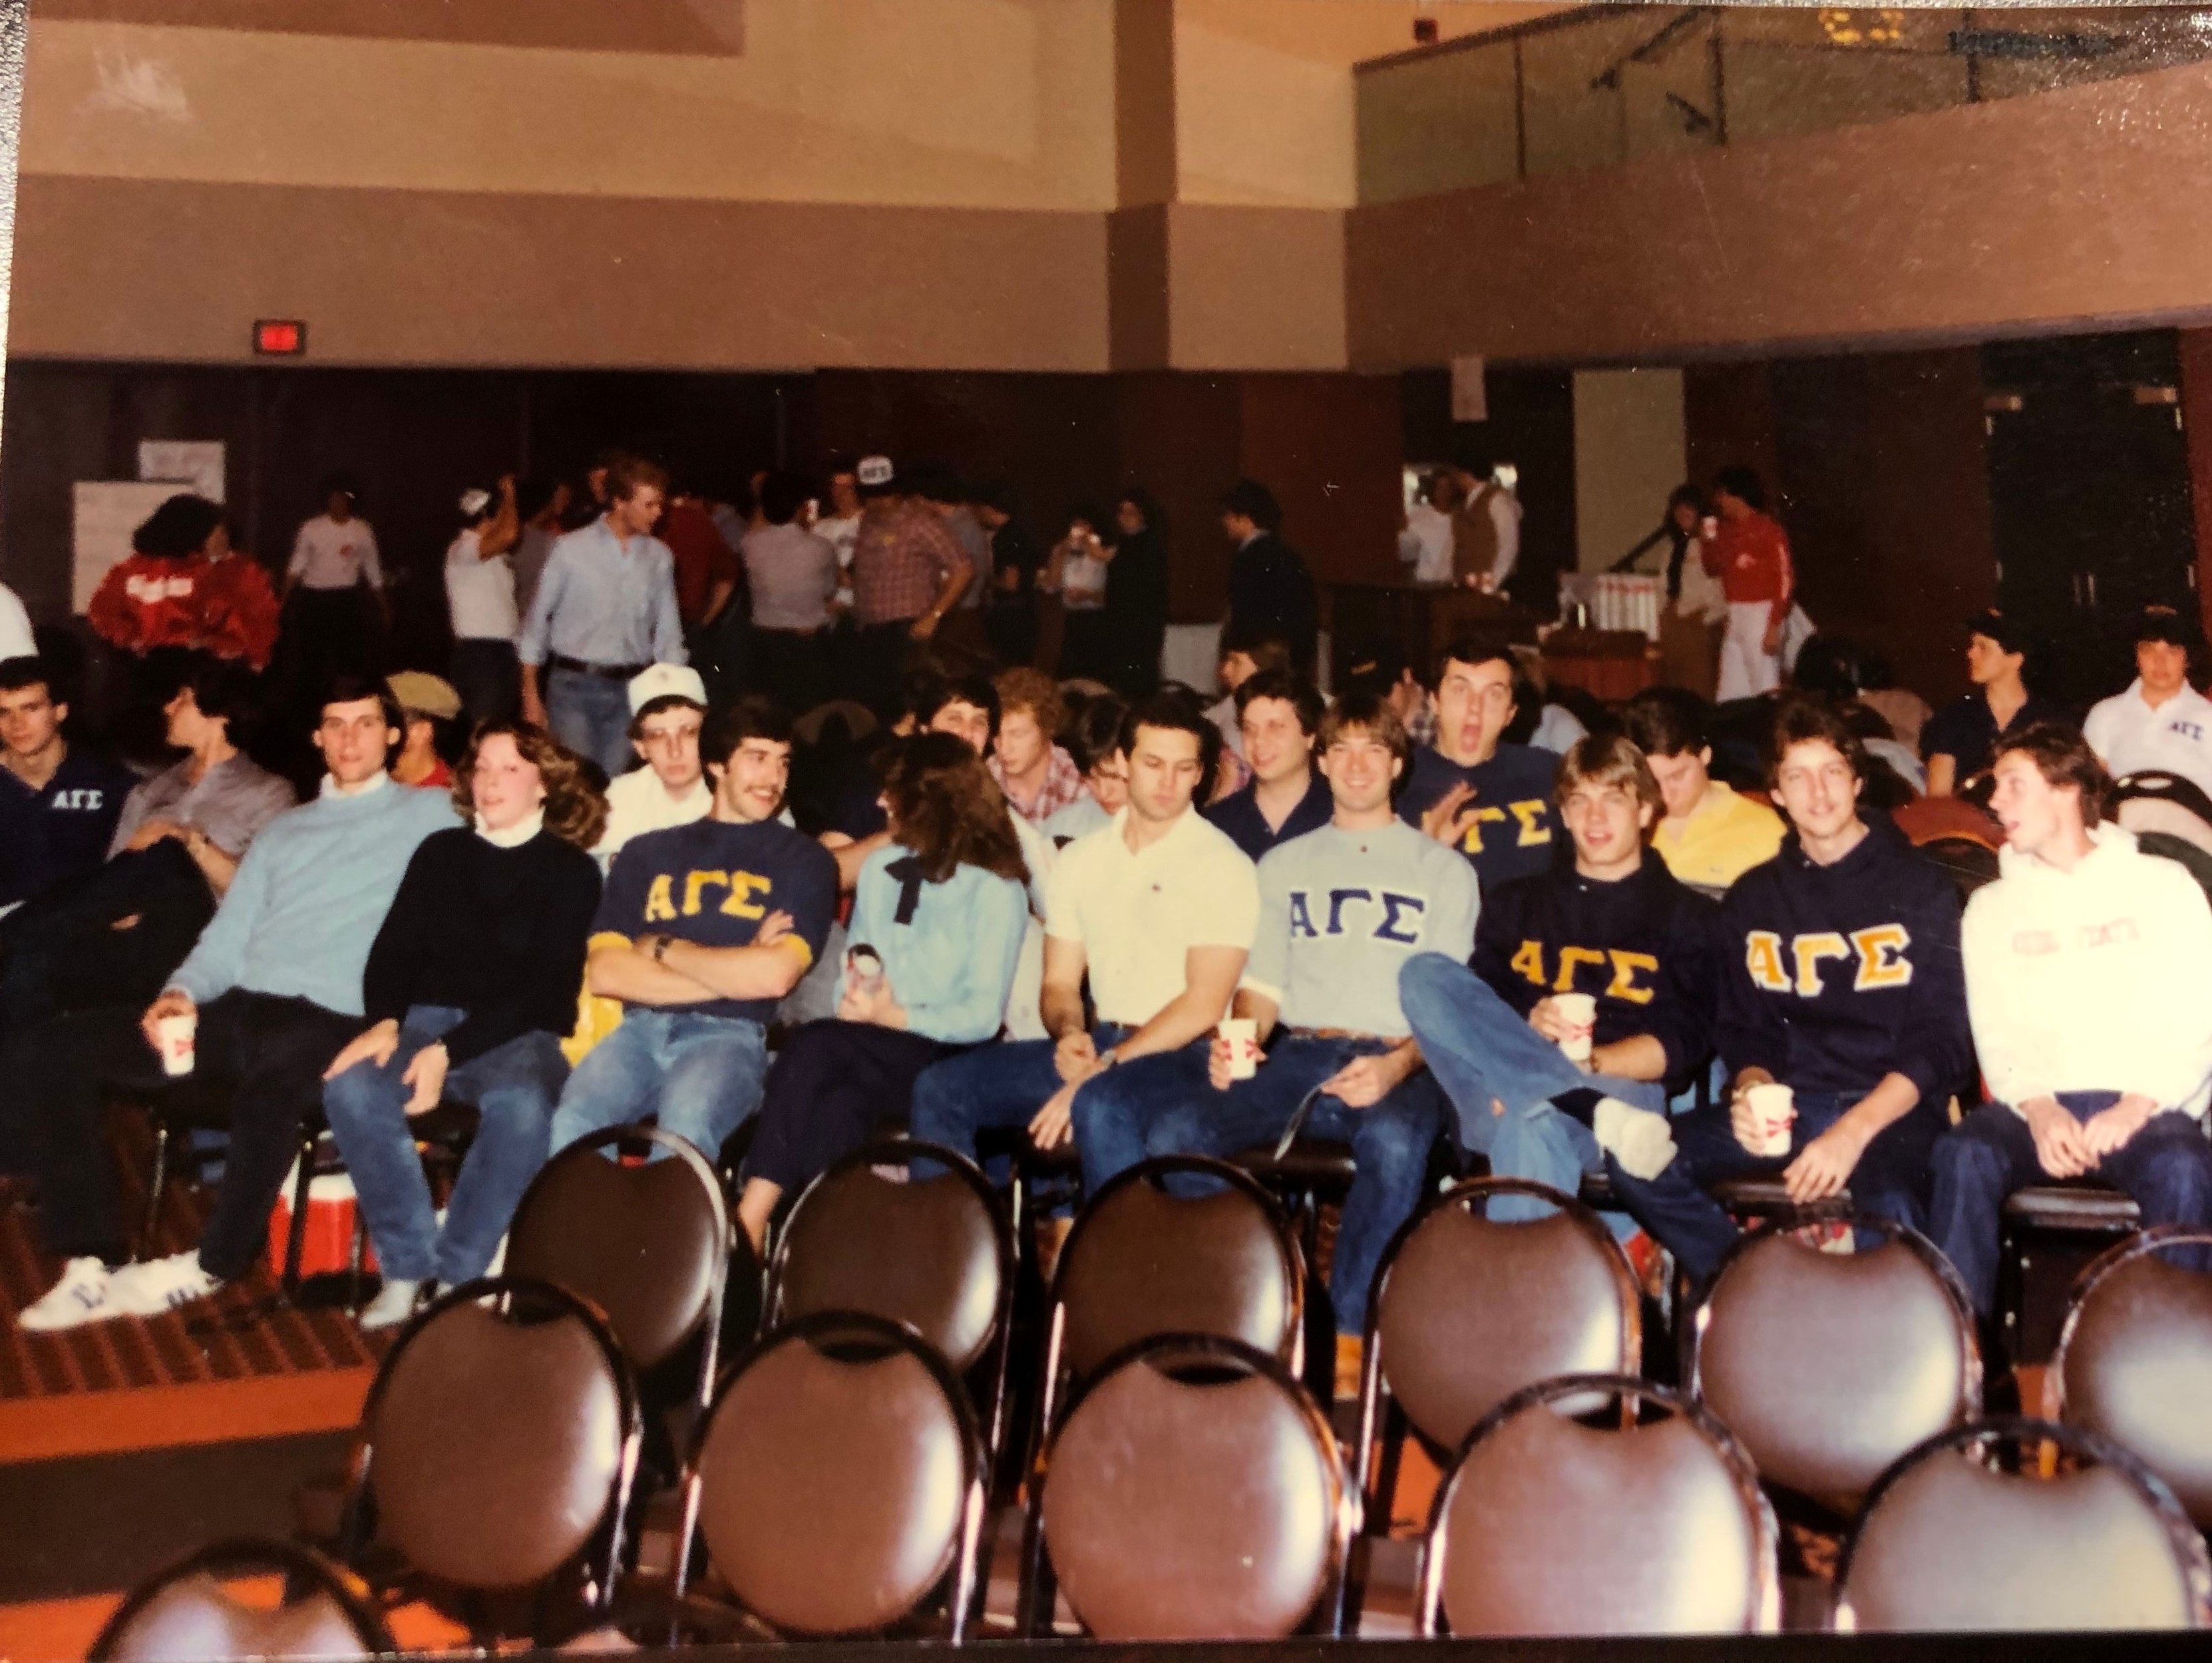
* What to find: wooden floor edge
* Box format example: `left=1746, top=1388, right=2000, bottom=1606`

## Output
left=0, top=1366, right=371, bottom=1463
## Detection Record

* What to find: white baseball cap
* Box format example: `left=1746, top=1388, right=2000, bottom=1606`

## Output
left=856, top=455, right=895, bottom=489
left=627, top=663, right=707, bottom=715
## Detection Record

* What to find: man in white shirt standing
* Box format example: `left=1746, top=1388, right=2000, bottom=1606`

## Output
left=2082, top=604, right=2212, bottom=801
left=1929, top=722, right=2212, bottom=1322
left=284, top=476, right=385, bottom=683
left=910, top=692, right=1258, bottom=1198
left=1397, top=472, right=1457, bottom=588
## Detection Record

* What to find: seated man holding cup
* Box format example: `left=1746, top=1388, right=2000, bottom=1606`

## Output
left=1143, top=689, right=1477, bottom=1391
left=1399, top=734, right=1715, bottom=1223
left=1929, top=725, right=2212, bottom=1326
left=15, top=677, right=456, bottom=1330
left=1602, top=697, right=1973, bottom=1290
left=910, top=691, right=1257, bottom=1198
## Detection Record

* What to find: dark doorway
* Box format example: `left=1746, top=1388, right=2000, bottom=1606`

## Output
left=1982, top=329, right=2197, bottom=707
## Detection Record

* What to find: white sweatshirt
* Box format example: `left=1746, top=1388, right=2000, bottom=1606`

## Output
left=1962, top=823, right=2212, bottom=1119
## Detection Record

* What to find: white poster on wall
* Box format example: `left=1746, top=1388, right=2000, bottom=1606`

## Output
left=1451, top=355, right=1488, bottom=424
left=73, top=481, right=182, bottom=614
left=137, top=440, right=226, bottom=503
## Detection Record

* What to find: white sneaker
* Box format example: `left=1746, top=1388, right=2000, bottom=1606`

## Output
left=356, top=1277, right=424, bottom=1332
left=1592, top=1097, right=1678, bottom=1181
left=106, top=1250, right=223, bottom=1318
left=19, top=1257, right=116, bottom=1332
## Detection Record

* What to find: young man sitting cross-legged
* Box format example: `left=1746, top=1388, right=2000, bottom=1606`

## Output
left=1145, top=689, right=1477, bottom=1386
left=1929, top=724, right=2212, bottom=1326
left=1399, top=733, right=1714, bottom=1220
left=909, top=691, right=1258, bottom=1198
left=1602, top=697, right=1973, bottom=1290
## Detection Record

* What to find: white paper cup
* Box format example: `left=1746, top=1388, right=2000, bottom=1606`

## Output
left=1744, top=1081, right=1796, bottom=1158
left=155, top=1012, right=197, bottom=1077
left=1555, top=992, right=1597, bottom=1063
left=1219, top=1017, right=1260, bottom=1081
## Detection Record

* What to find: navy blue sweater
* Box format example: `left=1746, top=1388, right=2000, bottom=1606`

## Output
left=1395, top=741, right=1561, bottom=895
left=1473, top=855, right=1718, bottom=1094
left=1714, top=812, right=1970, bottom=1107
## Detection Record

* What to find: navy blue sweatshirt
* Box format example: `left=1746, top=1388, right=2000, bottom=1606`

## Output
left=1714, top=811, right=1970, bottom=1107
left=1396, top=741, right=1561, bottom=894
left=1473, top=854, right=1717, bottom=1094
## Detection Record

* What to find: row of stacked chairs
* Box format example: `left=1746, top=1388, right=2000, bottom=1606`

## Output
left=92, top=1131, right=2212, bottom=1656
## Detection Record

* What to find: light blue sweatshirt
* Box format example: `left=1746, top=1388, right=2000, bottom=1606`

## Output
left=170, top=774, right=458, bottom=1016
left=843, top=844, right=1027, bottom=1044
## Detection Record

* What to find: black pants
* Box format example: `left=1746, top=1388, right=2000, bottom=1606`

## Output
left=6, top=990, right=357, bottom=1272
left=449, top=638, right=519, bottom=729
left=751, top=627, right=829, bottom=713
left=745, top=1020, right=966, bottom=1193
left=850, top=620, right=918, bottom=720
left=0, top=841, right=213, bottom=1031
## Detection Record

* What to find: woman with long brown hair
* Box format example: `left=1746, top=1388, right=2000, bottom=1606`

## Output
left=319, top=720, right=606, bottom=1328
left=735, top=731, right=1030, bottom=1250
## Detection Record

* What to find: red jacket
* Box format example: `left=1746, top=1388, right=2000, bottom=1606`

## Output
left=88, top=552, right=281, bottom=669
left=1700, top=510, right=1793, bottom=624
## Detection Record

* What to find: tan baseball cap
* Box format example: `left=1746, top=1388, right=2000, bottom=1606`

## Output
left=385, top=671, right=462, bottom=721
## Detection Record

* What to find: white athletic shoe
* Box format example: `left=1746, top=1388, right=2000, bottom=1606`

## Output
left=356, top=1277, right=425, bottom=1332
left=106, top=1250, right=223, bottom=1318
left=19, top=1257, right=116, bottom=1332
left=1592, top=1097, right=1678, bottom=1181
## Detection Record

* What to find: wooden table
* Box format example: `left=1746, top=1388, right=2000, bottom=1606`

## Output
left=1541, top=628, right=1659, bottom=702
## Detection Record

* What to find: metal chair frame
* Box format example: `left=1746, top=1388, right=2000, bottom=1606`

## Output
left=1684, top=1211, right=1982, bottom=1519
left=1354, top=1176, right=1640, bottom=1549
left=1018, top=1331, right=1360, bottom=1641
left=669, top=1308, right=990, bottom=1643
left=1834, top=1415, right=2212, bottom=1632
left=763, top=1135, right=1019, bottom=1473
left=1415, top=1372, right=1781, bottom=1638
left=506, top=1120, right=732, bottom=1435
left=1031, top=1154, right=1307, bottom=1457
left=338, top=1274, right=644, bottom=1644
left=89, top=1537, right=397, bottom=1662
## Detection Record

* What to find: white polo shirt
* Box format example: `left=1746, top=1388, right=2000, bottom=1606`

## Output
left=2084, top=679, right=2212, bottom=800
left=1044, top=806, right=1259, bottom=1027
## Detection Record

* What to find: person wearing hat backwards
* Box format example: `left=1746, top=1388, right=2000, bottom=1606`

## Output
left=1923, top=610, right=2074, bottom=799
left=2084, top=604, right=2212, bottom=803
left=386, top=671, right=462, bottom=790
left=594, top=663, right=713, bottom=868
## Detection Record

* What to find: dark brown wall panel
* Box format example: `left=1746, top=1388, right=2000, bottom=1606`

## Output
left=1237, top=373, right=1404, bottom=596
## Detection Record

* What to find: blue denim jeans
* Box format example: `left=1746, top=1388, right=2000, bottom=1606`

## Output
left=908, top=1024, right=1212, bottom=1198
left=321, top=1004, right=570, bottom=1284
left=548, top=1007, right=770, bottom=1167
left=545, top=665, right=637, bottom=781
left=1399, top=953, right=1665, bottom=1227
left=1929, top=1092, right=2212, bottom=1318
left=1138, top=1035, right=1446, bottom=1333
left=1606, top=1087, right=1939, bottom=1292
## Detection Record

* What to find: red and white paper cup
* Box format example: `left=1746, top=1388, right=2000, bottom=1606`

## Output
left=154, top=1011, right=198, bottom=1077
left=1554, top=992, right=1597, bottom=1063
left=1744, top=1081, right=1797, bottom=1158
left=1218, top=1017, right=1260, bottom=1081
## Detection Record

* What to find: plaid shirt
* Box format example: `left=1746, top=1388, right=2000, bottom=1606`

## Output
left=991, top=745, right=1085, bottom=827
left=850, top=499, right=971, bottom=627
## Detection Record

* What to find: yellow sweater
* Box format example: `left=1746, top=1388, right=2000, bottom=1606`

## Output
left=1652, top=782, right=1785, bottom=893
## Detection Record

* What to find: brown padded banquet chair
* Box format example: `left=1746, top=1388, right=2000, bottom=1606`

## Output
left=765, top=1137, right=1017, bottom=1465
left=1688, top=1214, right=1980, bottom=1518
left=670, top=1312, right=989, bottom=1642
left=2052, top=1227, right=2212, bottom=1531
left=1356, top=1177, right=1638, bottom=1537
left=504, top=1122, right=730, bottom=1438
left=1835, top=1417, right=2212, bottom=1632
left=1025, top=1333, right=1359, bottom=1641
left=1035, top=1155, right=1304, bottom=1447
left=90, top=1538, right=395, bottom=1662
left=339, top=1276, right=642, bottom=1646
left=1419, top=1374, right=1779, bottom=1638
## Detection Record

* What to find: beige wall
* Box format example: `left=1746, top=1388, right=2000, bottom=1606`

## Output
left=1572, top=368, right=1683, bottom=571
left=23, top=3, right=1119, bottom=211
left=1349, top=58, right=2212, bottom=368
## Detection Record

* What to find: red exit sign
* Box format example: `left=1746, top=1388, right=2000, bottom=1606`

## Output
left=253, top=319, right=306, bottom=356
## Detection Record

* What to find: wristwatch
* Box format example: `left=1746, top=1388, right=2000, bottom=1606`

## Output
left=650, top=935, right=671, bottom=964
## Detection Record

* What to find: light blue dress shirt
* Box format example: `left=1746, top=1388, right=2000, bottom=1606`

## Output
left=842, top=844, right=1028, bottom=1045
left=517, top=517, right=686, bottom=669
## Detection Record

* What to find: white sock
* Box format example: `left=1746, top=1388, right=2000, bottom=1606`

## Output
left=1592, top=1097, right=1678, bottom=1181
